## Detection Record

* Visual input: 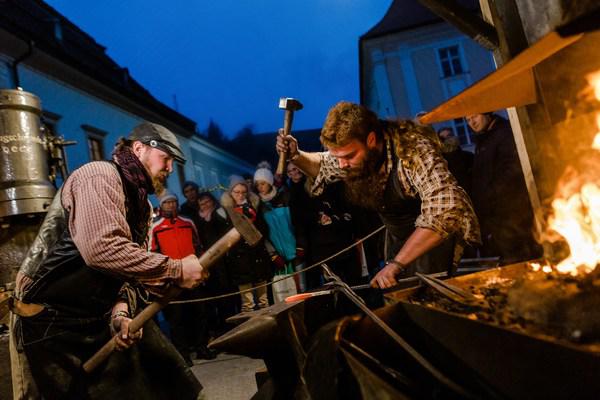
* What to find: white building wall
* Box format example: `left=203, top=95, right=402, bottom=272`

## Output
left=0, top=62, right=252, bottom=202
left=362, top=23, right=496, bottom=146
left=363, top=23, right=495, bottom=121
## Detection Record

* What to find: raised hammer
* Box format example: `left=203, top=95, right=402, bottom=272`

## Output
left=276, top=97, right=303, bottom=175
left=83, top=206, right=261, bottom=373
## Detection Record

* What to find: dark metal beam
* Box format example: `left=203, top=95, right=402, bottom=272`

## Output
left=487, top=0, right=529, bottom=61
left=417, top=0, right=499, bottom=50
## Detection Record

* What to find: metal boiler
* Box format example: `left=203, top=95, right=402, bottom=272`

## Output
left=0, top=88, right=55, bottom=218
left=0, top=88, right=56, bottom=398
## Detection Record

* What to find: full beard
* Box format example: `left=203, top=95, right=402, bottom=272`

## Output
left=152, top=173, right=168, bottom=196
left=139, top=153, right=169, bottom=196
left=343, top=147, right=386, bottom=210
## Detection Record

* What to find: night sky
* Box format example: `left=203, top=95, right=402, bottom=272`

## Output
left=44, top=0, right=392, bottom=137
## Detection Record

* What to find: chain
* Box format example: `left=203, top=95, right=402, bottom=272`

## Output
left=170, top=225, right=385, bottom=304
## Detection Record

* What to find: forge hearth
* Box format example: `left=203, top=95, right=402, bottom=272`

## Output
left=381, top=262, right=600, bottom=398
left=409, top=263, right=600, bottom=345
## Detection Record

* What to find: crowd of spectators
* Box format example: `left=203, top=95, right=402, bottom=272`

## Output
left=151, top=110, right=541, bottom=364
left=149, top=160, right=377, bottom=363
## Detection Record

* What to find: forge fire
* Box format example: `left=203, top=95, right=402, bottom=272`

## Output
left=412, top=68, right=600, bottom=346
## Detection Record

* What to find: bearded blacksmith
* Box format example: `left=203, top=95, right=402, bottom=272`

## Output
left=10, top=122, right=207, bottom=399
left=277, top=101, right=480, bottom=289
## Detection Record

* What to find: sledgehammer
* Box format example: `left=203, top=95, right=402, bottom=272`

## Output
left=83, top=207, right=261, bottom=373
left=276, top=97, right=303, bottom=175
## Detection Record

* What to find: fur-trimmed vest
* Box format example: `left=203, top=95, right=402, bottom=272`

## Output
left=17, top=162, right=148, bottom=317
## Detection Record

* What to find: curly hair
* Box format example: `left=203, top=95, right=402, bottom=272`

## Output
left=390, top=119, right=440, bottom=162
left=320, top=101, right=382, bottom=148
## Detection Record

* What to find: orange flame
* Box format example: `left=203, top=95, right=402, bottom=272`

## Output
left=537, top=70, right=600, bottom=275
left=548, top=182, right=600, bottom=275
left=590, top=70, right=600, bottom=146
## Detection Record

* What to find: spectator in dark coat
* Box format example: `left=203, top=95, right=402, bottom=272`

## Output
left=180, top=181, right=200, bottom=224
left=196, top=191, right=237, bottom=333
left=286, top=163, right=310, bottom=287
left=467, top=113, right=541, bottom=264
left=297, top=181, right=362, bottom=289
left=438, top=127, right=474, bottom=194
left=197, top=191, right=230, bottom=248
left=288, top=162, right=362, bottom=289
left=221, top=176, right=273, bottom=312
left=287, top=162, right=310, bottom=247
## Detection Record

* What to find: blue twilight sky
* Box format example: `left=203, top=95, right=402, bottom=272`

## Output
left=44, top=0, right=393, bottom=137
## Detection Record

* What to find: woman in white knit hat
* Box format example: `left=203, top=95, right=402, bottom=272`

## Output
left=253, top=166, right=299, bottom=292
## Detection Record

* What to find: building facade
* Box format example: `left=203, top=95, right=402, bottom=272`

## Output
left=360, top=0, right=497, bottom=147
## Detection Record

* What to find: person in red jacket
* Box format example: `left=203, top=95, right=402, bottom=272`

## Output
left=151, top=191, right=216, bottom=363
left=151, top=191, right=201, bottom=258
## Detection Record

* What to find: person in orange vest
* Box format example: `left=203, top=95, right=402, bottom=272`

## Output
left=151, top=190, right=216, bottom=364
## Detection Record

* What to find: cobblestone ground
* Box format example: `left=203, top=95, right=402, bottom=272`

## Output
left=192, top=353, right=265, bottom=400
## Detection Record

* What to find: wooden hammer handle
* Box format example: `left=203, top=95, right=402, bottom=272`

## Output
left=82, top=285, right=179, bottom=373
left=83, top=228, right=242, bottom=373
left=276, top=110, right=294, bottom=175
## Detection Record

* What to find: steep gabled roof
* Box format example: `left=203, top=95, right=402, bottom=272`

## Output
left=361, top=0, right=478, bottom=40
left=0, top=0, right=196, bottom=133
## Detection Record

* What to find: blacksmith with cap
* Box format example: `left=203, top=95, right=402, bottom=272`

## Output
left=277, top=102, right=480, bottom=289
left=10, top=122, right=206, bottom=399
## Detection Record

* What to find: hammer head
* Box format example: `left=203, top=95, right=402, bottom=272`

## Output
left=279, top=97, right=303, bottom=111
left=224, top=205, right=262, bottom=246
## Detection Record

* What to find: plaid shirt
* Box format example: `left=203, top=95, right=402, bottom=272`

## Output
left=310, top=130, right=481, bottom=245
left=64, top=162, right=182, bottom=294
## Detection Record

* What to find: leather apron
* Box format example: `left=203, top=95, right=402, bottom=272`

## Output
left=377, top=150, right=455, bottom=277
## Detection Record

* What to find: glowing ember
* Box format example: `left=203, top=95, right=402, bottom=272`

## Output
left=542, top=265, right=553, bottom=274
left=589, top=71, right=600, bottom=102
left=589, top=70, right=600, bottom=148
left=593, top=130, right=600, bottom=150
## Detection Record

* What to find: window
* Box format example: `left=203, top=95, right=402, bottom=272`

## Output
left=194, top=162, right=206, bottom=187
left=438, top=45, right=464, bottom=78
left=82, top=124, right=107, bottom=161
left=452, top=118, right=472, bottom=146
left=177, top=163, right=186, bottom=189
left=209, top=170, right=219, bottom=187
left=88, top=136, right=104, bottom=161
